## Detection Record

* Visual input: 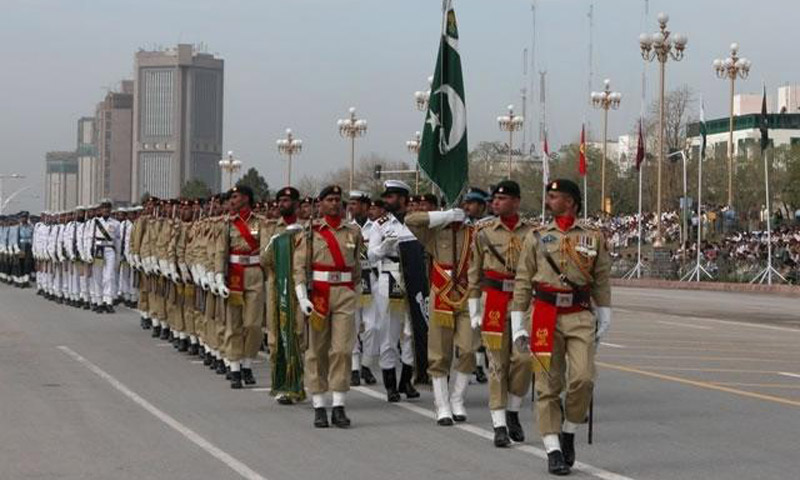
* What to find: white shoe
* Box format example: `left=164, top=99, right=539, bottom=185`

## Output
left=432, top=376, right=454, bottom=426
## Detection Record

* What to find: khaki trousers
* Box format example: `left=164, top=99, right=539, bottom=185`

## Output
left=149, top=278, right=166, bottom=322
left=485, top=318, right=532, bottom=410
left=427, top=309, right=478, bottom=378
left=166, top=283, right=184, bottom=332
left=305, top=285, right=356, bottom=394
left=204, top=293, right=218, bottom=349
left=137, top=274, right=149, bottom=313
left=535, top=309, right=596, bottom=435
left=223, top=268, right=265, bottom=362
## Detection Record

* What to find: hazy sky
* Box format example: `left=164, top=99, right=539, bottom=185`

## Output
left=2, top=0, right=797, bottom=211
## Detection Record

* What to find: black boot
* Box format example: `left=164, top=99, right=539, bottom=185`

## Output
left=160, top=327, right=170, bottom=340
left=215, top=359, right=226, bottom=375
left=82, top=301, right=91, bottom=310
left=225, top=366, right=232, bottom=380
left=331, top=406, right=351, bottom=428
left=494, top=427, right=511, bottom=448
left=242, top=368, right=256, bottom=386
left=178, top=338, right=189, bottom=352
left=547, top=451, right=571, bottom=476
left=474, top=365, right=488, bottom=384
left=507, top=411, right=525, bottom=442
left=350, top=370, right=361, bottom=387
left=560, top=433, right=576, bottom=467
left=314, top=408, right=329, bottom=428
left=398, top=364, right=420, bottom=399
left=188, top=343, right=199, bottom=356
left=230, top=371, right=243, bottom=389
left=382, top=369, right=401, bottom=403
left=204, top=352, right=214, bottom=366
left=361, top=366, right=377, bottom=385
left=151, top=325, right=161, bottom=338
left=105, top=304, right=115, bottom=314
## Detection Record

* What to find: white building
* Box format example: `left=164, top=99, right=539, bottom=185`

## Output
left=686, top=113, right=800, bottom=158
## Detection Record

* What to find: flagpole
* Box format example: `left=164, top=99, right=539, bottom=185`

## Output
left=682, top=97, right=713, bottom=282
left=583, top=176, right=588, bottom=222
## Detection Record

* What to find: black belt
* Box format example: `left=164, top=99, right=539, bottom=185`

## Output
left=534, top=289, right=591, bottom=309
left=480, top=277, right=514, bottom=292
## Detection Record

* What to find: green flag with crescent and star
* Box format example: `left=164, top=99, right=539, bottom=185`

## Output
left=418, top=0, right=468, bottom=205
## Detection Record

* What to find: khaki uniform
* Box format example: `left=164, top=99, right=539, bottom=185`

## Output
left=164, top=218, right=184, bottom=334
left=467, top=217, right=534, bottom=411
left=293, top=218, right=362, bottom=395
left=216, top=210, right=265, bottom=363
left=204, top=217, right=225, bottom=354
left=406, top=212, right=477, bottom=378
left=185, top=221, right=204, bottom=344
left=512, top=220, right=610, bottom=435
left=154, top=216, right=172, bottom=326
left=131, top=214, right=149, bottom=315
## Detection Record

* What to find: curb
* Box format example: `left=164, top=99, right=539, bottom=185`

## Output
left=611, top=278, right=800, bottom=297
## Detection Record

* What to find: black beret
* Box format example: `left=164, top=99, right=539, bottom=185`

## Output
left=464, top=187, right=489, bottom=203
left=370, top=199, right=385, bottom=209
left=318, top=185, right=343, bottom=200
left=546, top=179, right=582, bottom=212
left=300, top=196, right=313, bottom=205
left=276, top=186, right=300, bottom=201
left=421, top=193, right=438, bottom=205
left=491, top=180, right=521, bottom=198
left=230, top=185, right=254, bottom=203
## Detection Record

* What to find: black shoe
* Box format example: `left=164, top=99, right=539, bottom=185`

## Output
left=494, top=427, right=511, bottom=448
left=151, top=325, right=161, bottom=338
left=242, top=368, right=256, bottom=385
left=331, top=406, right=351, bottom=428
left=204, top=352, right=214, bottom=366
left=314, top=408, right=329, bottom=428
left=276, top=394, right=294, bottom=405
left=225, top=366, right=232, bottom=380
left=230, top=371, right=243, bottom=389
left=160, top=327, right=170, bottom=340
left=105, top=304, right=115, bottom=314
left=453, top=413, right=467, bottom=423
left=475, top=366, right=488, bottom=384
left=82, top=302, right=91, bottom=310
left=507, top=411, right=525, bottom=442
left=547, top=451, right=571, bottom=476
left=178, top=338, right=189, bottom=352
left=399, top=364, right=420, bottom=399
left=350, top=370, right=361, bottom=387
left=215, top=360, right=226, bottom=375
left=437, top=417, right=454, bottom=426
left=361, top=366, right=377, bottom=385
left=560, top=433, right=576, bottom=467
left=382, top=369, right=401, bottom=403
left=188, top=343, right=199, bottom=356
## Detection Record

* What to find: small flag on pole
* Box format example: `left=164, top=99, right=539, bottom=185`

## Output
left=635, top=118, right=645, bottom=170
left=542, top=133, right=550, bottom=185
left=578, top=124, right=587, bottom=176
left=759, top=85, right=769, bottom=153
left=699, top=100, right=707, bottom=160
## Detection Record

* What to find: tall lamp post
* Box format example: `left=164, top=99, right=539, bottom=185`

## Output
left=0, top=173, right=25, bottom=214
left=497, top=104, right=524, bottom=178
left=414, top=76, right=433, bottom=112
left=276, top=128, right=303, bottom=186
left=218, top=151, right=242, bottom=190
left=713, top=43, right=751, bottom=208
left=639, top=12, right=688, bottom=247
left=591, top=79, right=622, bottom=215
left=406, top=131, right=422, bottom=193
left=337, top=107, right=368, bottom=191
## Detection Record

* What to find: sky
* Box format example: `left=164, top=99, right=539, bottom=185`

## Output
left=1, top=0, right=797, bottom=212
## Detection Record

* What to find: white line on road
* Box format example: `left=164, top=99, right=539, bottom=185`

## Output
left=352, top=386, right=635, bottom=480
left=778, top=372, right=800, bottom=379
left=617, top=308, right=800, bottom=334
left=657, top=321, right=712, bottom=330
left=57, top=346, right=268, bottom=480
left=600, top=342, right=626, bottom=349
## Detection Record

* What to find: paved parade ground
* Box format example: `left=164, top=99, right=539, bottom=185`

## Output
left=1, top=285, right=798, bottom=480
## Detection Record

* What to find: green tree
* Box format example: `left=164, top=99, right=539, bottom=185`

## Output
left=235, top=168, right=270, bottom=202
left=181, top=179, right=211, bottom=199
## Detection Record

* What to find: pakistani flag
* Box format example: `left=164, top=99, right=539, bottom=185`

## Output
left=418, top=0, right=468, bottom=205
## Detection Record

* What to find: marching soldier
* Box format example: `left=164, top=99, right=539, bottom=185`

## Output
left=406, top=201, right=479, bottom=426
left=130, top=198, right=156, bottom=329
left=467, top=180, right=534, bottom=448
left=461, top=188, right=490, bottom=384
left=293, top=185, right=363, bottom=428
left=511, top=179, right=611, bottom=476
left=89, top=201, right=121, bottom=313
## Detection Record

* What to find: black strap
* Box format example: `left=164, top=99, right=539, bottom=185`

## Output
left=95, top=219, right=112, bottom=241
left=533, top=230, right=582, bottom=291
left=478, top=229, right=511, bottom=273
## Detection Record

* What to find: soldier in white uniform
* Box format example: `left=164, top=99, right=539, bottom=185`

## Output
left=75, top=207, right=92, bottom=309
left=116, top=208, right=135, bottom=307
left=89, top=201, right=121, bottom=313
left=367, top=180, right=419, bottom=402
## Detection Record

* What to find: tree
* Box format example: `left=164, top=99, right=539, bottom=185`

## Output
left=181, top=179, right=211, bottom=199
left=235, top=167, right=270, bottom=202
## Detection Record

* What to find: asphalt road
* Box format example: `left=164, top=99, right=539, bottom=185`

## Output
left=0, top=284, right=798, bottom=480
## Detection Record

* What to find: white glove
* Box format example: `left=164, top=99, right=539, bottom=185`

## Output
left=200, top=272, right=210, bottom=291
left=158, top=259, right=169, bottom=277
left=595, top=306, right=612, bottom=341
left=511, top=311, right=530, bottom=353
left=195, top=265, right=206, bottom=287
left=215, top=273, right=230, bottom=298
left=206, top=272, right=218, bottom=294
left=12, top=245, right=21, bottom=255
left=377, top=236, right=399, bottom=257
left=179, top=263, right=191, bottom=283
left=295, top=284, right=314, bottom=315
left=468, top=298, right=482, bottom=330
left=427, top=208, right=466, bottom=228
left=169, top=264, right=180, bottom=283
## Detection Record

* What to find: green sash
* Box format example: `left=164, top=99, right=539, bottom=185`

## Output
left=269, top=232, right=306, bottom=401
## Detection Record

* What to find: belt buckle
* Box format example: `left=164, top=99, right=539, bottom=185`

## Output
left=555, top=293, right=573, bottom=308
left=502, top=279, right=515, bottom=292
left=328, top=271, right=341, bottom=283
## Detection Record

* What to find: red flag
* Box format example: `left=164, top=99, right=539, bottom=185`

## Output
left=635, top=119, right=645, bottom=170
left=542, top=134, right=550, bottom=184
left=578, top=124, right=587, bottom=176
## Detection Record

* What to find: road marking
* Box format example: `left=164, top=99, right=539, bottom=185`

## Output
left=778, top=372, right=800, bottom=379
left=250, top=388, right=272, bottom=393
left=352, top=386, right=636, bottom=480
left=615, top=366, right=780, bottom=374
left=597, top=354, right=797, bottom=364
left=190, top=360, right=205, bottom=364
left=656, top=321, right=712, bottom=330
left=156, top=343, right=172, bottom=347
left=598, top=361, right=800, bottom=408
left=709, top=382, right=800, bottom=389
left=57, top=346, right=269, bottom=480
left=599, top=342, right=626, bottom=349
left=616, top=308, right=800, bottom=334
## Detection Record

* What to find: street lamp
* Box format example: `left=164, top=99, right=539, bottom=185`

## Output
left=497, top=104, right=524, bottom=178
left=406, top=131, right=422, bottom=194
left=414, top=76, right=433, bottom=112
left=713, top=43, right=752, bottom=208
left=591, top=79, right=622, bottom=215
left=218, top=151, right=242, bottom=190
left=640, top=12, right=688, bottom=247
left=337, top=107, right=368, bottom=191
left=276, top=128, right=303, bottom=186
